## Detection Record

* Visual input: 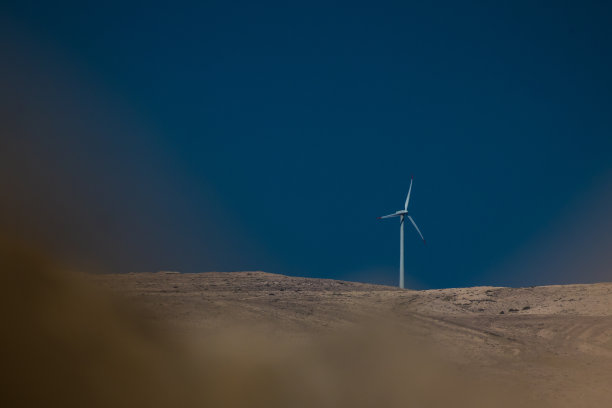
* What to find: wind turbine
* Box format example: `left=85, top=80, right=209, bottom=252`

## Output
left=378, top=175, right=426, bottom=289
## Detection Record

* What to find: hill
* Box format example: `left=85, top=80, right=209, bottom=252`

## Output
left=89, top=271, right=612, bottom=407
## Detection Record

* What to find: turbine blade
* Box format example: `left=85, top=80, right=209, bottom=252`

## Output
left=407, top=215, right=426, bottom=244
left=378, top=213, right=400, bottom=219
left=404, top=175, right=413, bottom=211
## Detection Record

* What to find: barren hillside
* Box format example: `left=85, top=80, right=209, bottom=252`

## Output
left=90, top=271, right=612, bottom=408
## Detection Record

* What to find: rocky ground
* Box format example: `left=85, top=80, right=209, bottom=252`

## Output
left=90, top=271, right=612, bottom=408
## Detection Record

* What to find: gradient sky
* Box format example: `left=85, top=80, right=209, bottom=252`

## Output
left=2, top=1, right=611, bottom=288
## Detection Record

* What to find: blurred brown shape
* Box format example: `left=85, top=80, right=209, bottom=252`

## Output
left=0, top=241, right=203, bottom=407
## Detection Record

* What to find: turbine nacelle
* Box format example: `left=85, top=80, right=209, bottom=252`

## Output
left=377, top=210, right=408, bottom=219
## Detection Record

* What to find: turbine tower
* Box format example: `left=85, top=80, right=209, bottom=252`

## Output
left=378, top=176, right=426, bottom=289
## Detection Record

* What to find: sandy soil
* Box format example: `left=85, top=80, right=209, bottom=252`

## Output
left=90, top=271, right=612, bottom=407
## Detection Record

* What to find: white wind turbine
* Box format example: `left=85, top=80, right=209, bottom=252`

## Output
left=378, top=175, right=426, bottom=289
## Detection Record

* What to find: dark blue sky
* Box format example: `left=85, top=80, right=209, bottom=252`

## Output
left=2, top=1, right=611, bottom=288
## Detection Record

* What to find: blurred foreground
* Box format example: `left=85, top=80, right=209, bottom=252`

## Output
left=2, top=244, right=612, bottom=407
